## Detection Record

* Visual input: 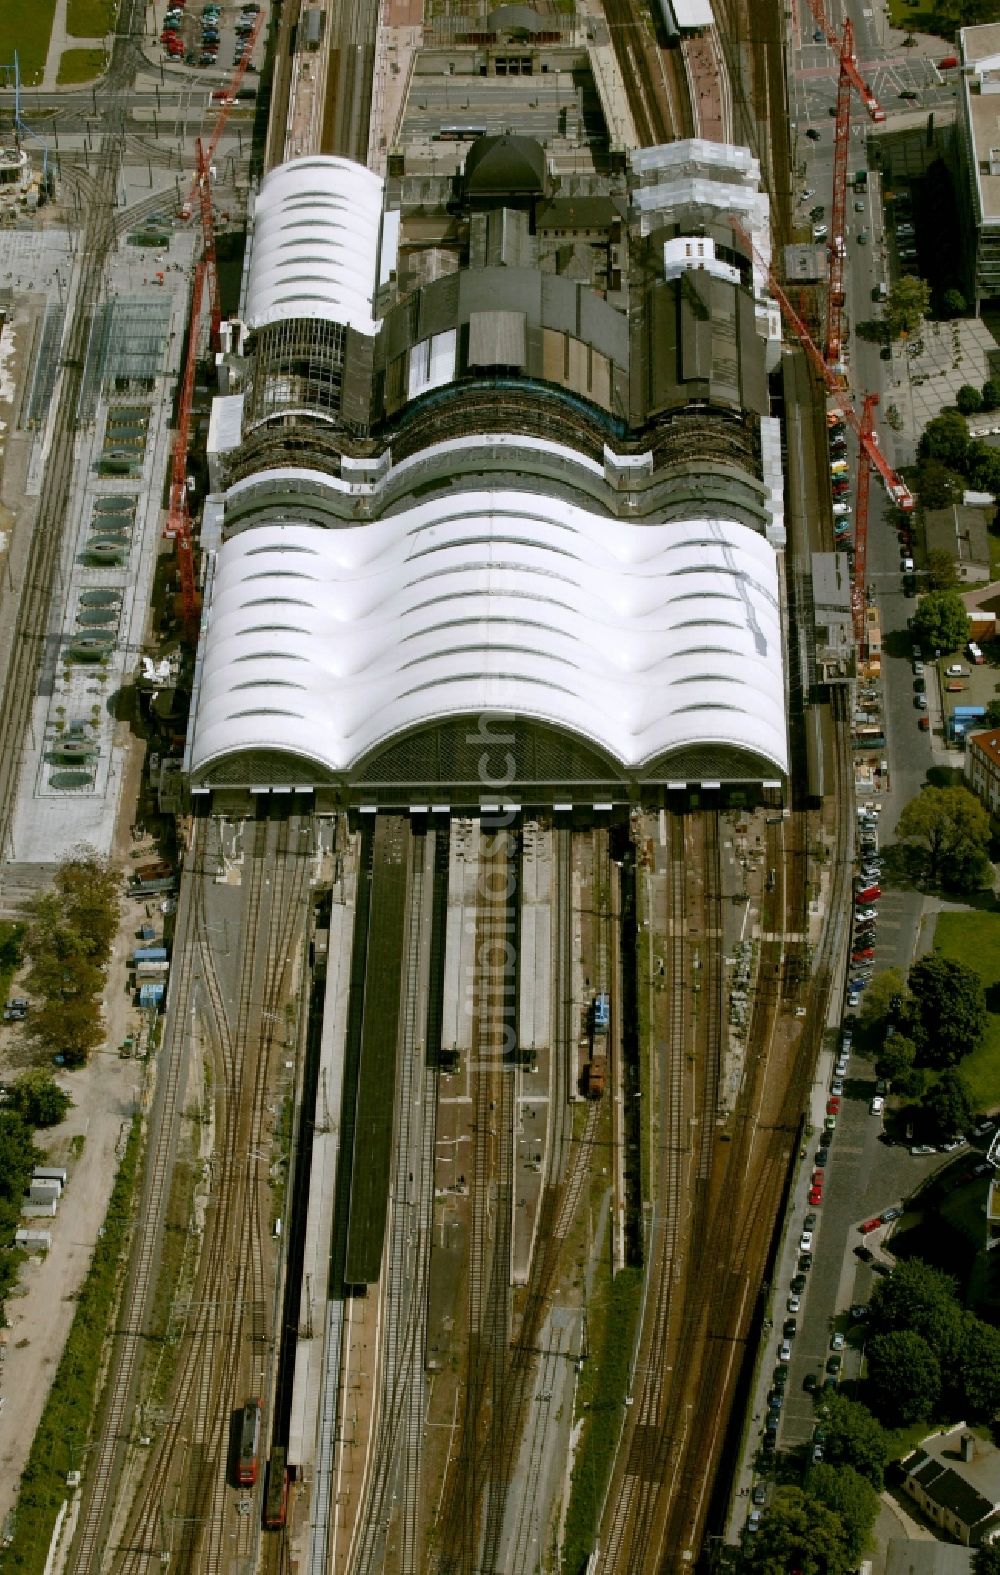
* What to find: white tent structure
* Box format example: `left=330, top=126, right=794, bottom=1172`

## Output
left=188, top=496, right=787, bottom=786
left=244, top=155, right=385, bottom=336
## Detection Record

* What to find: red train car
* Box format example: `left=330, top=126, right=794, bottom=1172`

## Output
left=237, top=1399, right=262, bottom=1487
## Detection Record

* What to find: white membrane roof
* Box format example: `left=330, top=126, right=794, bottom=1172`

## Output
left=244, top=155, right=384, bottom=335
left=189, top=496, right=788, bottom=780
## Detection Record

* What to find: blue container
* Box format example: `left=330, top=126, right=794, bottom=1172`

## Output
left=133, top=946, right=167, bottom=964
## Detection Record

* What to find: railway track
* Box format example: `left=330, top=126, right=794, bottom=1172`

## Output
left=94, top=814, right=309, bottom=1573
left=431, top=822, right=517, bottom=1575
left=350, top=826, right=442, bottom=1575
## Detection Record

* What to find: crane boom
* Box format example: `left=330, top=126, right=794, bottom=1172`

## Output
left=179, top=8, right=263, bottom=219
left=853, top=393, right=878, bottom=653
left=804, top=0, right=886, bottom=123
left=729, top=219, right=914, bottom=513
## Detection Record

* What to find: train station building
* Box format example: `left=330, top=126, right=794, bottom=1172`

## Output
left=186, top=139, right=790, bottom=812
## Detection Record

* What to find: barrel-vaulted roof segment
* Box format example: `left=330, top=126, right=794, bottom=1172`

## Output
left=244, top=155, right=384, bottom=335
left=188, top=498, right=787, bottom=782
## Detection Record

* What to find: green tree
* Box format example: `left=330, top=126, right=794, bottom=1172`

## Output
left=907, top=951, right=988, bottom=1066
left=987, top=699, right=1000, bottom=728
left=967, top=442, right=1000, bottom=494
left=9, top=1069, right=72, bottom=1129
left=943, top=287, right=968, bottom=315
left=922, top=1067, right=974, bottom=1139
left=816, top=1393, right=890, bottom=1487
left=0, top=1109, right=42, bottom=1235
left=916, top=457, right=965, bottom=510
left=896, top=786, right=991, bottom=894
left=53, top=848, right=121, bottom=964
left=919, top=410, right=971, bottom=471
left=887, top=276, right=931, bottom=338
left=806, top=1463, right=880, bottom=1564
left=983, top=379, right=1000, bottom=412
left=926, top=548, right=959, bottom=590
left=745, top=1485, right=855, bottom=1575
left=868, top=1257, right=964, bottom=1363
left=958, top=384, right=984, bottom=415
left=866, top=1329, right=941, bottom=1425
left=911, top=589, right=971, bottom=653
left=956, top=1313, right=1000, bottom=1417
left=858, top=969, right=907, bottom=1037
left=876, top=1032, right=919, bottom=1089
left=973, top=1542, right=1000, bottom=1574
left=26, top=995, right=103, bottom=1067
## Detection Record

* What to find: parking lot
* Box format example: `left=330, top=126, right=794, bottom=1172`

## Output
left=158, top=0, right=264, bottom=76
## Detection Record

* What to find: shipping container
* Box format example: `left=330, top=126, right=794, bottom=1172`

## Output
left=134, top=861, right=173, bottom=882
left=139, top=982, right=166, bottom=1008
left=33, top=1167, right=67, bottom=1186
left=136, top=960, right=170, bottom=980
left=132, top=946, right=168, bottom=964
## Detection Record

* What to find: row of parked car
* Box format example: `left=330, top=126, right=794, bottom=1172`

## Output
left=160, top=0, right=260, bottom=68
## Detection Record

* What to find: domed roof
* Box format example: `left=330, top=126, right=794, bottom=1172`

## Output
left=488, top=4, right=544, bottom=32
left=463, top=134, right=547, bottom=197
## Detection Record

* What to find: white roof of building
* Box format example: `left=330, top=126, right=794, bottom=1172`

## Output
left=244, top=155, right=384, bottom=335
left=670, top=0, right=715, bottom=30
left=188, top=498, right=787, bottom=782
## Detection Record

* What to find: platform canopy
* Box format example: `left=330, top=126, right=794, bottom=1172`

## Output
left=243, top=155, right=384, bottom=336
left=188, top=495, right=788, bottom=787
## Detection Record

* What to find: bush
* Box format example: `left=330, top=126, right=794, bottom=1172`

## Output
left=958, top=384, right=984, bottom=415
left=982, top=379, right=1000, bottom=412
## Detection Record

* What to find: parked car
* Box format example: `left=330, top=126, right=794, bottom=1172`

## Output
left=880, top=1206, right=902, bottom=1222
left=791, top=1273, right=807, bottom=1293
left=752, top=1483, right=767, bottom=1505
left=860, top=1216, right=881, bottom=1233
left=787, top=1293, right=801, bottom=1312
left=831, top=1331, right=846, bottom=1351
left=827, top=1097, right=841, bottom=1115
left=831, top=1078, right=844, bottom=1096
left=783, top=1318, right=797, bottom=1337
left=855, top=1244, right=873, bottom=1262
left=808, top=1185, right=824, bottom=1205
left=800, top=1230, right=814, bottom=1251
left=939, top=1137, right=964, bottom=1152
left=871, top=1095, right=885, bottom=1116
left=910, top=1144, right=936, bottom=1156
left=799, top=1252, right=813, bottom=1271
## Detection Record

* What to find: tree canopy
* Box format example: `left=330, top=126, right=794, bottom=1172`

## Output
left=868, top=1258, right=964, bottom=1365
left=23, top=849, right=122, bottom=1067
left=907, top=951, right=988, bottom=1067
left=955, top=1313, right=1000, bottom=1418
left=922, top=1067, right=974, bottom=1139
left=887, top=276, right=931, bottom=338
left=957, top=384, right=984, bottom=415
left=815, top=1393, right=889, bottom=1487
left=805, top=1463, right=880, bottom=1564
left=8, top=1070, right=72, bottom=1130
left=915, top=457, right=965, bottom=510
left=919, top=410, right=971, bottom=472
left=745, top=1485, right=856, bottom=1575
left=911, top=589, right=971, bottom=654
left=866, top=1329, right=942, bottom=1425
left=974, top=1543, right=1000, bottom=1575
left=876, top=1033, right=922, bottom=1096
left=859, top=969, right=907, bottom=1038
left=895, top=785, right=991, bottom=894
left=926, top=548, right=959, bottom=590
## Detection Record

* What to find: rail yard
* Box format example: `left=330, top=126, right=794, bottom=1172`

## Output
left=0, top=0, right=931, bottom=1560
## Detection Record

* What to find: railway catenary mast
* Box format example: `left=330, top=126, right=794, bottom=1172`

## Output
left=803, top=5, right=885, bottom=367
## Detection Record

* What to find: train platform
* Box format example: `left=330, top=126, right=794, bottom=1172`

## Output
left=512, top=822, right=553, bottom=1287
left=286, top=845, right=356, bottom=1489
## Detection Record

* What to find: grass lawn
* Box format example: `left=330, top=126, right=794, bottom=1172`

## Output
left=886, top=0, right=949, bottom=39
left=4, top=0, right=58, bottom=83
left=933, top=912, right=1000, bottom=1111
left=56, top=47, right=106, bottom=84
left=66, top=0, right=114, bottom=35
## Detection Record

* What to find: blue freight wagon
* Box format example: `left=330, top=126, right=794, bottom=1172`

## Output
left=593, top=992, right=610, bottom=1035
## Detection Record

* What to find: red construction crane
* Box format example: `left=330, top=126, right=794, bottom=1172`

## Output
left=730, top=217, right=913, bottom=662
left=179, top=9, right=263, bottom=221
left=853, top=392, right=878, bottom=652
left=803, top=1, right=885, bottom=368
left=166, top=15, right=262, bottom=637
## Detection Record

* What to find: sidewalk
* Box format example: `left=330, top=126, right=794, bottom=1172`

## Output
left=40, top=0, right=108, bottom=91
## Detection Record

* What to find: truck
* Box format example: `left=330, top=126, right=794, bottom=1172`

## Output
left=854, top=169, right=868, bottom=191
left=592, top=992, right=610, bottom=1035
